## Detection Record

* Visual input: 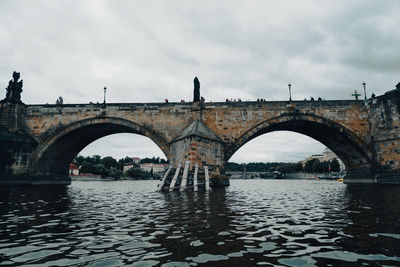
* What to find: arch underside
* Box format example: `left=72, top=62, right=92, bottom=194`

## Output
left=34, top=118, right=169, bottom=176
left=226, top=115, right=374, bottom=172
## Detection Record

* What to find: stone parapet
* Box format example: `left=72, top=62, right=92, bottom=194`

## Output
left=0, top=102, right=26, bottom=132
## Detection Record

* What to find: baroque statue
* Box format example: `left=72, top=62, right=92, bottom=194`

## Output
left=2, top=71, right=23, bottom=103
left=193, top=76, right=200, bottom=102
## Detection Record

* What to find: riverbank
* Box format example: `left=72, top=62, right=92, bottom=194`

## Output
left=226, top=171, right=342, bottom=180
left=70, top=175, right=161, bottom=182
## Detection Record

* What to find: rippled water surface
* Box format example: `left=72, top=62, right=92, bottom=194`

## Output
left=0, top=179, right=400, bottom=266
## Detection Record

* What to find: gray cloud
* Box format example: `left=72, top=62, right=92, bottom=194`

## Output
left=1, top=0, right=399, bottom=162
left=229, top=131, right=326, bottom=163
left=79, top=133, right=166, bottom=160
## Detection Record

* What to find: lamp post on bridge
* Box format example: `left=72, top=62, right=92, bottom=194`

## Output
left=288, top=83, right=292, bottom=102
left=362, top=82, right=367, bottom=100
left=103, top=86, right=107, bottom=105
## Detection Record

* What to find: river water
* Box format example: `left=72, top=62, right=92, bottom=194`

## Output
left=0, top=179, right=399, bottom=266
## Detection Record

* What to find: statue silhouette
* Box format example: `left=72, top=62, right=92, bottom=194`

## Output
left=3, top=71, right=23, bottom=103
left=193, top=77, right=200, bottom=102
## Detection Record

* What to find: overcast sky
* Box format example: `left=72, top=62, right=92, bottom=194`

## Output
left=1, top=0, right=399, bottom=162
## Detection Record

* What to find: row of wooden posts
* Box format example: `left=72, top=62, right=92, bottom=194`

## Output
left=157, top=161, right=211, bottom=192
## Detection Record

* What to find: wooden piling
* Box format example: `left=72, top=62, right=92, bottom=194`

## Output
left=180, top=161, right=190, bottom=191
left=204, top=165, right=211, bottom=191
left=193, top=163, right=199, bottom=192
left=169, top=163, right=181, bottom=191
left=157, top=165, right=172, bottom=191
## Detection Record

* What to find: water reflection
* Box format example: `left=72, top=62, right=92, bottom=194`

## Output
left=0, top=180, right=399, bottom=266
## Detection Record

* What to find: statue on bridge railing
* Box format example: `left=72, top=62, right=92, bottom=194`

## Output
left=2, top=71, right=23, bottom=104
left=193, top=76, right=200, bottom=102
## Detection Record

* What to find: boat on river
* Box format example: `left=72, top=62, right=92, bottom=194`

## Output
left=316, top=173, right=342, bottom=180
left=273, top=171, right=284, bottom=179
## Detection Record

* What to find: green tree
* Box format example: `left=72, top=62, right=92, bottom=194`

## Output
left=82, top=155, right=101, bottom=165
left=225, top=162, right=242, bottom=171
left=125, top=167, right=152, bottom=180
left=118, top=156, right=135, bottom=170
left=294, top=162, right=303, bottom=172
left=100, top=156, right=118, bottom=169
left=80, top=161, right=94, bottom=174
left=330, top=158, right=340, bottom=172
left=305, top=158, right=319, bottom=172
left=276, top=165, right=285, bottom=173
left=317, top=161, right=329, bottom=173
left=92, top=155, right=101, bottom=164
left=312, top=159, right=321, bottom=173
left=92, top=164, right=108, bottom=177
left=140, top=157, right=168, bottom=164
left=74, top=155, right=85, bottom=166
left=140, top=157, right=152, bottom=163
left=108, top=167, right=123, bottom=179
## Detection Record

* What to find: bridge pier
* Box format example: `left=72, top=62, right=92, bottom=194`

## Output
left=373, top=172, right=400, bottom=184
left=346, top=88, right=400, bottom=184
left=169, top=119, right=226, bottom=176
left=159, top=118, right=229, bottom=191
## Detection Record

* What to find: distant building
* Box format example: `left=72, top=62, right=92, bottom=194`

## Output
left=123, top=163, right=168, bottom=173
left=122, top=157, right=141, bottom=172
left=140, top=163, right=168, bottom=173
left=132, top=157, right=140, bottom=164
left=69, top=163, right=80, bottom=176
left=123, top=164, right=134, bottom=172
left=299, top=148, right=345, bottom=171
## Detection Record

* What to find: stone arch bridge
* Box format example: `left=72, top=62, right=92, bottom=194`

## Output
left=1, top=89, right=400, bottom=184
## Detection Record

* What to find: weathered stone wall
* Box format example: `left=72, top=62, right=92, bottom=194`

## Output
left=201, top=101, right=374, bottom=177
left=201, top=100, right=370, bottom=145
left=22, top=100, right=371, bottom=156
left=21, top=101, right=371, bottom=168
left=170, top=136, right=224, bottom=172
left=0, top=102, right=26, bottom=132
left=0, top=103, right=36, bottom=179
left=24, top=103, right=193, bottom=154
left=367, top=90, right=400, bottom=181
left=1, top=92, right=400, bottom=183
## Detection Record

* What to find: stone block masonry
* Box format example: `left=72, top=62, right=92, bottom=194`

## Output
left=1, top=87, right=400, bottom=184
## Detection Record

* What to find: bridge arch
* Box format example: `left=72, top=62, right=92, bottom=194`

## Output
left=32, top=117, right=169, bottom=176
left=225, top=113, right=375, bottom=172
